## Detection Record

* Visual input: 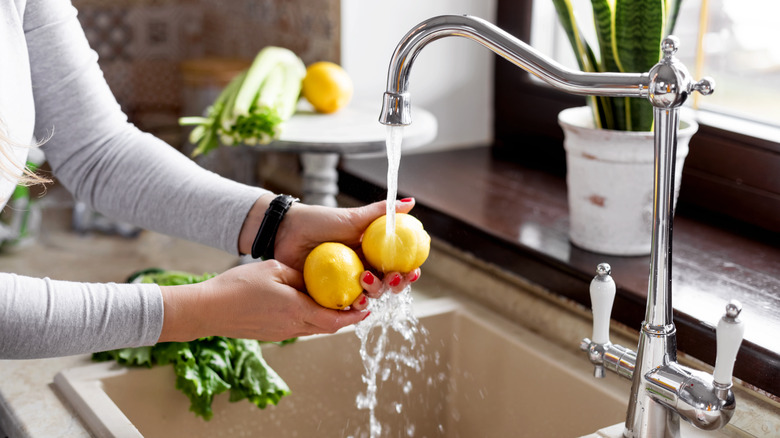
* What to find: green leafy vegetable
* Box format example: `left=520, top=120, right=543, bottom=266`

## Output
left=93, top=269, right=294, bottom=420
left=131, top=269, right=216, bottom=286
left=179, top=46, right=306, bottom=157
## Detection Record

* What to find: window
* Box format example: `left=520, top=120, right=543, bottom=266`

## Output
left=684, top=0, right=780, bottom=131
left=495, top=0, right=779, bottom=233
left=530, top=0, right=780, bottom=140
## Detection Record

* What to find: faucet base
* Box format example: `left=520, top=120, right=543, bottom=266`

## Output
left=624, top=323, right=678, bottom=438
left=623, top=403, right=680, bottom=438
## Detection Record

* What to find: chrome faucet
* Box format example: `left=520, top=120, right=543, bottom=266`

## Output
left=378, top=15, right=742, bottom=438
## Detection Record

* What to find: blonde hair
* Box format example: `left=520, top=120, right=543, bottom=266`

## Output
left=0, top=118, right=51, bottom=187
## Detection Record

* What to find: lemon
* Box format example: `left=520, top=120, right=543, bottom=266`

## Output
left=361, top=213, right=431, bottom=273
left=303, top=242, right=364, bottom=309
left=302, top=61, right=353, bottom=114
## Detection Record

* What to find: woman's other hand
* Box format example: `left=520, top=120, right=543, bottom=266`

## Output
left=349, top=268, right=421, bottom=311
left=158, top=260, right=370, bottom=343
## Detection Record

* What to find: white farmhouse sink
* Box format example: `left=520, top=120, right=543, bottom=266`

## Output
left=55, top=297, right=634, bottom=438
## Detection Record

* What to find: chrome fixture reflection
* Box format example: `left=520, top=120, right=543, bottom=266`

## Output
left=378, top=14, right=736, bottom=438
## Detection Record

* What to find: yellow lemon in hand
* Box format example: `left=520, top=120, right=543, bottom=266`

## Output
left=361, top=213, right=431, bottom=273
left=304, top=242, right=364, bottom=309
left=302, top=61, right=353, bottom=114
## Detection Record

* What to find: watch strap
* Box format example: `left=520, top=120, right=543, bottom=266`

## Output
left=251, top=194, right=298, bottom=260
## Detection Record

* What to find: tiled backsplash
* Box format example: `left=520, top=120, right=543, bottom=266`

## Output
left=73, top=0, right=340, bottom=144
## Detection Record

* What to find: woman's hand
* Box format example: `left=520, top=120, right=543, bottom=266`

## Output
left=348, top=268, right=421, bottom=311
left=238, top=197, right=422, bottom=297
left=274, top=199, right=413, bottom=269
left=160, top=198, right=427, bottom=343
left=158, top=260, right=370, bottom=343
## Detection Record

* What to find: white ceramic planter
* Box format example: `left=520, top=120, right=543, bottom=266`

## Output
left=558, top=106, right=698, bottom=256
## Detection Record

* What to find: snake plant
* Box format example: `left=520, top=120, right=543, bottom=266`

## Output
left=552, top=0, right=683, bottom=131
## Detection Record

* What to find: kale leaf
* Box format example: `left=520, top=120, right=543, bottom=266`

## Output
left=92, top=269, right=293, bottom=420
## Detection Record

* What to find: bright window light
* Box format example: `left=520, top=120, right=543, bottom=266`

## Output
left=531, top=0, right=780, bottom=136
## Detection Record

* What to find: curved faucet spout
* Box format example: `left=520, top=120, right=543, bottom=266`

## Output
left=379, top=14, right=650, bottom=126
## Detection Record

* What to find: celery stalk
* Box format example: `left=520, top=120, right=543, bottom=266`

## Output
left=178, top=46, right=305, bottom=157
left=256, top=64, right=286, bottom=110
left=218, top=71, right=248, bottom=132
left=233, top=47, right=301, bottom=117
left=276, top=61, right=307, bottom=120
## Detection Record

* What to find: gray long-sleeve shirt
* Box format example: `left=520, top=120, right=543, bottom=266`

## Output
left=0, top=0, right=269, bottom=358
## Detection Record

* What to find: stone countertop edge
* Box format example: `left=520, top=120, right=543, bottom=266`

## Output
left=0, top=355, right=93, bottom=438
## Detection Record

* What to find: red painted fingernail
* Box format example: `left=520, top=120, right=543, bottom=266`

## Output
left=363, top=272, right=375, bottom=285
left=359, top=295, right=367, bottom=305
left=389, top=274, right=402, bottom=287
left=409, top=271, right=420, bottom=282
left=362, top=311, right=371, bottom=321
left=400, top=197, right=413, bottom=203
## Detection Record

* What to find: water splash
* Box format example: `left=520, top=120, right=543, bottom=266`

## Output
left=354, top=287, right=427, bottom=438
left=349, top=122, right=423, bottom=438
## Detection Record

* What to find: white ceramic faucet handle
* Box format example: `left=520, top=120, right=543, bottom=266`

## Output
left=714, top=300, right=745, bottom=386
left=590, top=263, right=616, bottom=345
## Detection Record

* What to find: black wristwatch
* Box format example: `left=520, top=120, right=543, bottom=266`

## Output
left=251, top=194, right=299, bottom=260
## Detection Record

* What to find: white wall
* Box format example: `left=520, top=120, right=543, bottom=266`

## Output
left=341, top=0, right=497, bottom=152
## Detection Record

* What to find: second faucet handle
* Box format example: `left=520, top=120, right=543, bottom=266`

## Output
left=590, top=263, right=616, bottom=345
left=714, top=300, right=745, bottom=388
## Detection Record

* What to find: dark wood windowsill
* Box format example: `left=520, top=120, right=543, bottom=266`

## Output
left=339, top=147, right=780, bottom=398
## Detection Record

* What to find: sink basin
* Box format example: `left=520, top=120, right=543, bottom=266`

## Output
left=54, top=297, right=632, bottom=437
